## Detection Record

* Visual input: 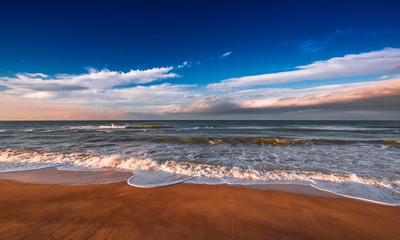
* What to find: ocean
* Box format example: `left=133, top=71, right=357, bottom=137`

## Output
left=0, top=120, right=399, bottom=205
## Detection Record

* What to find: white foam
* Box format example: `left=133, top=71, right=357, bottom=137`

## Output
left=0, top=150, right=157, bottom=172
left=98, top=124, right=127, bottom=129
left=0, top=163, right=63, bottom=173
left=0, top=149, right=398, bottom=188
left=56, top=165, right=108, bottom=172
left=66, top=124, right=125, bottom=131
left=186, top=176, right=228, bottom=185
left=0, top=167, right=133, bottom=185
left=127, top=170, right=196, bottom=188
left=0, top=149, right=399, bottom=204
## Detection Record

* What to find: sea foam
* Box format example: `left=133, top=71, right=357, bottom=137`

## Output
left=0, top=149, right=399, bottom=204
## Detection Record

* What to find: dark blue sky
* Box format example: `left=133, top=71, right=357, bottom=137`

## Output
left=1, top=0, right=399, bottom=80
left=1, top=0, right=399, bottom=120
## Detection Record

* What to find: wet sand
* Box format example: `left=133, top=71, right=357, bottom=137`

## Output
left=0, top=167, right=133, bottom=185
left=0, top=180, right=399, bottom=240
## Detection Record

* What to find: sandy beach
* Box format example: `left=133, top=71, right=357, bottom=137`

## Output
left=0, top=180, right=399, bottom=240
left=2, top=0, right=400, bottom=238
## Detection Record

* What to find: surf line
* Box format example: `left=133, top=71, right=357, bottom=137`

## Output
left=127, top=172, right=197, bottom=188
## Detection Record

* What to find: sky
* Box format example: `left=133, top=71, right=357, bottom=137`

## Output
left=0, top=0, right=399, bottom=120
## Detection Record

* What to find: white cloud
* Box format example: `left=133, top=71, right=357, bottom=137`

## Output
left=177, top=61, right=192, bottom=68
left=208, top=48, right=400, bottom=89
left=59, top=67, right=179, bottom=88
left=21, top=73, right=49, bottom=78
left=220, top=51, right=233, bottom=59
left=23, top=91, right=54, bottom=99
left=107, top=83, right=196, bottom=105
left=0, top=67, right=179, bottom=95
left=0, top=66, right=189, bottom=110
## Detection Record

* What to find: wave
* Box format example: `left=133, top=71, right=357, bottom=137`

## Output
left=156, top=137, right=311, bottom=145
left=1, top=149, right=398, bottom=189
left=1, top=148, right=399, bottom=204
left=98, top=124, right=127, bottom=129
left=270, top=128, right=323, bottom=132
left=61, top=124, right=171, bottom=131
left=127, top=170, right=196, bottom=188
left=155, top=137, right=400, bottom=146
left=270, top=126, right=397, bottom=132
left=98, top=124, right=169, bottom=129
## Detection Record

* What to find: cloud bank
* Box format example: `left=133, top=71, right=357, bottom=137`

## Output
left=178, top=78, right=400, bottom=115
left=1, top=48, right=400, bottom=120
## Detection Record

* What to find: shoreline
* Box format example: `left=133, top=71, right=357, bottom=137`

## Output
left=0, top=180, right=399, bottom=240
left=0, top=167, right=396, bottom=206
left=0, top=167, right=133, bottom=185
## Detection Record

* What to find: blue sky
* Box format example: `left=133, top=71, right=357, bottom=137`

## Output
left=0, top=0, right=400, bottom=120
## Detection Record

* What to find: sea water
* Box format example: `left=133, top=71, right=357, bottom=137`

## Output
left=0, top=120, right=399, bottom=205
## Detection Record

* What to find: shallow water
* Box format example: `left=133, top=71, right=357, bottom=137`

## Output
left=0, top=120, right=399, bottom=204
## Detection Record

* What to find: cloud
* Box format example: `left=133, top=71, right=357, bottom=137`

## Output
left=21, top=73, right=49, bottom=78
left=0, top=66, right=193, bottom=111
left=196, top=95, right=400, bottom=118
left=378, top=75, right=389, bottom=80
left=208, top=48, right=400, bottom=89
left=174, top=78, right=400, bottom=117
left=299, top=29, right=353, bottom=54
left=220, top=51, right=233, bottom=59
left=177, top=94, right=240, bottom=113
left=1, top=82, right=196, bottom=110
left=177, top=61, right=192, bottom=69
left=299, top=38, right=331, bottom=53
left=61, top=67, right=178, bottom=87
left=124, top=94, right=400, bottom=120
left=239, top=78, right=400, bottom=109
left=1, top=49, right=400, bottom=120
left=0, top=77, right=193, bottom=120
left=23, top=91, right=54, bottom=99
left=106, top=83, right=196, bottom=106
left=2, top=75, right=400, bottom=120
left=0, top=67, right=179, bottom=95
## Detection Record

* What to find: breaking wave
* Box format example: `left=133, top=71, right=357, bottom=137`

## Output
left=0, top=149, right=399, bottom=205
left=98, top=124, right=169, bottom=129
